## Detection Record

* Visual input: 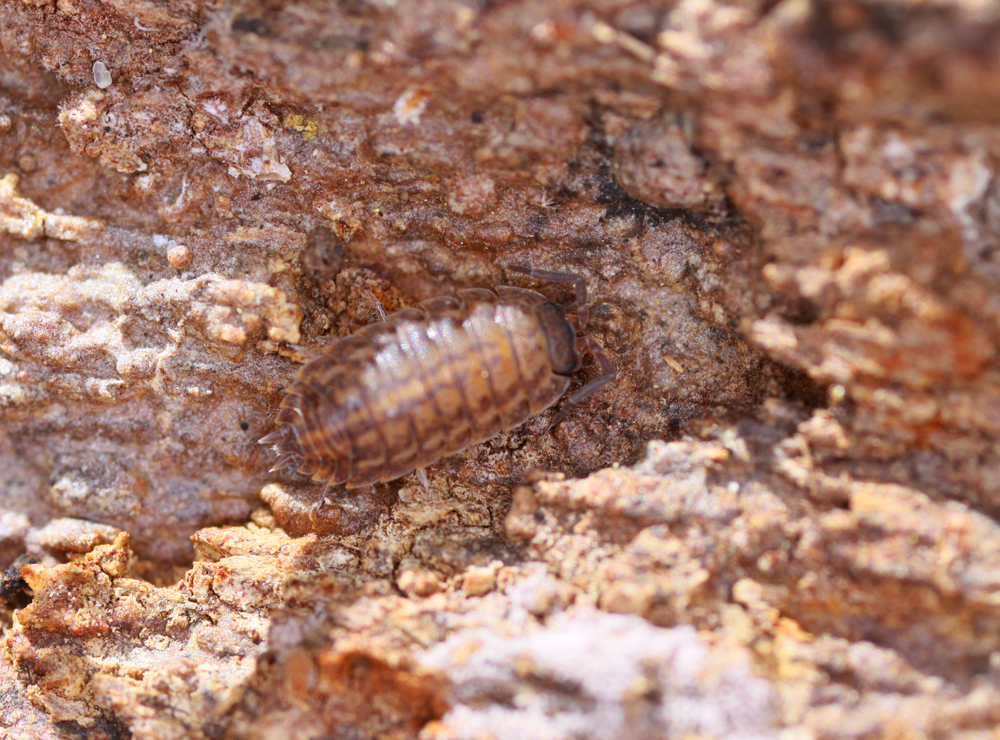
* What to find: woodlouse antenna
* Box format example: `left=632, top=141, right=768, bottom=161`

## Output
left=508, top=266, right=589, bottom=330
left=549, top=336, right=617, bottom=427
left=259, top=428, right=288, bottom=448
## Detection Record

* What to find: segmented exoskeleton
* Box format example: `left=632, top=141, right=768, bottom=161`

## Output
left=260, top=268, right=616, bottom=487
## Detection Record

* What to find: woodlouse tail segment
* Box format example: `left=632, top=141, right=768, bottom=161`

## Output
left=508, top=265, right=589, bottom=329
left=549, top=336, right=617, bottom=428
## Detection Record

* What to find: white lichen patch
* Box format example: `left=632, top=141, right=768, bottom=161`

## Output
left=225, top=124, right=292, bottom=181
left=0, top=263, right=302, bottom=402
left=0, top=173, right=103, bottom=240
left=58, top=90, right=149, bottom=173
left=198, top=278, right=302, bottom=344
left=421, top=609, right=779, bottom=740
left=195, top=104, right=292, bottom=182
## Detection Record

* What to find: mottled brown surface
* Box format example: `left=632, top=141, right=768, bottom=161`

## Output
left=1, top=0, right=1000, bottom=738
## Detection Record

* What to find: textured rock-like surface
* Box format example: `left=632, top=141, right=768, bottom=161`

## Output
left=0, top=0, right=769, bottom=564
left=2, top=0, right=1000, bottom=738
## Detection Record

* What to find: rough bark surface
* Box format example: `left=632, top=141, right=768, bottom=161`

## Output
left=1, top=1, right=999, bottom=738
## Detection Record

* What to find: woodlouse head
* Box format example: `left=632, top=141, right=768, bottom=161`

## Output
left=536, top=302, right=582, bottom=376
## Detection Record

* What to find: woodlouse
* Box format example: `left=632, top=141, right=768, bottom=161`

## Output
left=260, top=267, right=616, bottom=487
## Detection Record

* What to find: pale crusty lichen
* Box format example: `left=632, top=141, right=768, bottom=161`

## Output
left=58, top=91, right=149, bottom=174
left=0, top=173, right=102, bottom=241
left=0, top=264, right=301, bottom=397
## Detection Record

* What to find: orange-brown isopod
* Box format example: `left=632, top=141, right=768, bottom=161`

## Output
left=260, top=268, right=616, bottom=487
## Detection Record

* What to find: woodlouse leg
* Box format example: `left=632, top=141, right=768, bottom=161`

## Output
left=417, top=468, right=430, bottom=490
left=508, top=266, right=589, bottom=328
left=267, top=454, right=300, bottom=473
left=313, top=481, right=334, bottom=512
left=259, top=427, right=304, bottom=472
left=363, top=289, right=388, bottom=322
left=258, top=428, right=286, bottom=447
left=288, top=344, right=320, bottom=360
left=550, top=337, right=617, bottom=427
